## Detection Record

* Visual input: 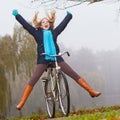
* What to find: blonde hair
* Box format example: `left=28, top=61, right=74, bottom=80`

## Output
left=32, top=10, right=56, bottom=29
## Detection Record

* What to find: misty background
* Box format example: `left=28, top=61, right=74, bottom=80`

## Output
left=1, top=0, right=120, bottom=119
left=0, top=24, right=120, bottom=118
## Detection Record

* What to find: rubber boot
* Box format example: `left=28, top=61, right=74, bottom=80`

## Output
left=16, top=85, right=33, bottom=110
left=77, top=77, right=101, bottom=97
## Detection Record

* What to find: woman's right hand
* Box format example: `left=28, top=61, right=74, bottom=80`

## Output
left=12, top=9, right=18, bottom=16
left=67, top=11, right=72, bottom=15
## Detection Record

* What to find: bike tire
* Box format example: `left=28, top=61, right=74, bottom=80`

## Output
left=57, top=72, right=70, bottom=116
left=44, top=79, right=55, bottom=118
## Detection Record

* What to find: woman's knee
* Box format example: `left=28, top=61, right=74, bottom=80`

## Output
left=59, top=62, right=80, bottom=81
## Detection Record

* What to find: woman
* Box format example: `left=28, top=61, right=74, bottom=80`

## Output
left=12, top=9, right=101, bottom=110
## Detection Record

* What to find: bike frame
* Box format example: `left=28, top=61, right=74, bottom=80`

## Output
left=41, top=51, right=70, bottom=117
left=41, top=51, right=70, bottom=101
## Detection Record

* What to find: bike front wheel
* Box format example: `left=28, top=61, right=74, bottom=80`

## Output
left=44, top=79, right=55, bottom=118
left=57, top=72, right=70, bottom=116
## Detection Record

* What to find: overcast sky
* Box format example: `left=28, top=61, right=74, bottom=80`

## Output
left=1, top=0, right=120, bottom=52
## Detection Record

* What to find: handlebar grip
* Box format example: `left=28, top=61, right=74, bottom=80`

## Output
left=66, top=52, right=70, bottom=56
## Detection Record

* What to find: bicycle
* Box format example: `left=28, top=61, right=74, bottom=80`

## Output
left=41, top=51, right=70, bottom=118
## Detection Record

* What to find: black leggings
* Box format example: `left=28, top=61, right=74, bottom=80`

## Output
left=28, top=61, right=80, bottom=87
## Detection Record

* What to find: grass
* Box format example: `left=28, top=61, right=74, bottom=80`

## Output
left=62, top=110, right=120, bottom=120
left=7, top=106, right=120, bottom=120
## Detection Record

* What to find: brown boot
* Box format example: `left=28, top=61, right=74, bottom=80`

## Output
left=77, top=77, right=101, bottom=97
left=16, top=85, right=33, bottom=110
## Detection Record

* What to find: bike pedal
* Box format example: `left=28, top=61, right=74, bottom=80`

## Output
left=41, top=77, right=48, bottom=82
left=42, top=79, right=46, bottom=82
left=54, top=98, right=58, bottom=102
left=47, top=97, right=52, bottom=100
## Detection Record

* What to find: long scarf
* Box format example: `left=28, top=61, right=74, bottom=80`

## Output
left=43, top=30, right=57, bottom=61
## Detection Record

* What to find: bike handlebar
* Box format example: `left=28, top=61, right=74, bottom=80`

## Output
left=40, top=51, right=70, bottom=57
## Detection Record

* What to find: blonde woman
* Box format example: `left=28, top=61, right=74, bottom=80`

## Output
left=12, top=10, right=101, bottom=110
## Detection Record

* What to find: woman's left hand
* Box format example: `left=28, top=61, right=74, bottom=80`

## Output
left=12, top=9, right=18, bottom=16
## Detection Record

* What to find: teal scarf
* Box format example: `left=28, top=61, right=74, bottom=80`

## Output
left=43, top=30, right=57, bottom=61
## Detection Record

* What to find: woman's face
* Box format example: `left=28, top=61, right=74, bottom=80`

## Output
left=40, top=18, right=50, bottom=30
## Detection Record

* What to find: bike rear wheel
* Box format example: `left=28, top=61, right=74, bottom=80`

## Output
left=44, top=79, right=55, bottom=118
left=57, top=72, right=70, bottom=116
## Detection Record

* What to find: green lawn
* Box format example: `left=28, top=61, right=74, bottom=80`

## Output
left=7, top=106, right=120, bottom=120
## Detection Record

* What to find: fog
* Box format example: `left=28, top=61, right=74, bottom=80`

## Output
left=1, top=0, right=120, bottom=119
left=1, top=0, right=120, bottom=51
left=1, top=34, right=120, bottom=118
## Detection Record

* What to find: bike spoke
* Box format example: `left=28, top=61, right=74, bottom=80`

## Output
left=44, top=79, right=55, bottom=118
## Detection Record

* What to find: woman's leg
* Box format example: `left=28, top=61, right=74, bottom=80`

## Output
left=59, top=61, right=101, bottom=97
left=16, top=64, right=47, bottom=110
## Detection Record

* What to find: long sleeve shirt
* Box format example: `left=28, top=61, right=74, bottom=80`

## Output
left=15, top=13, right=72, bottom=63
